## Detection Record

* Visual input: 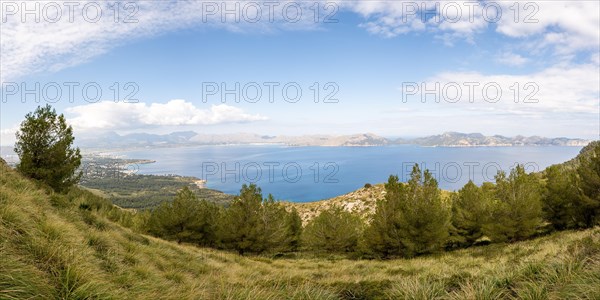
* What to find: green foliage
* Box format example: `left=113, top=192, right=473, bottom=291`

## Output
left=538, top=142, right=600, bottom=231
left=14, top=105, right=82, bottom=192
left=2, top=148, right=600, bottom=299
left=364, top=183, right=372, bottom=189
left=219, top=184, right=298, bottom=254
left=147, top=187, right=221, bottom=246
left=448, top=181, right=494, bottom=248
left=483, top=165, right=543, bottom=242
left=80, top=174, right=233, bottom=209
left=542, top=165, right=581, bottom=230
left=577, top=143, right=600, bottom=227
left=365, top=165, right=450, bottom=258
left=286, top=208, right=303, bottom=251
left=303, top=206, right=363, bottom=253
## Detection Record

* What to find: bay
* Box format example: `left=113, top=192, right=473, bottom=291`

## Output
left=119, top=145, right=582, bottom=202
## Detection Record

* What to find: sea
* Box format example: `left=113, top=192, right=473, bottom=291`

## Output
left=118, top=145, right=583, bottom=202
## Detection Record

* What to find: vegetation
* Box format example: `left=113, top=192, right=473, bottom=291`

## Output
left=147, top=187, right=221, bottom=246
left=4, top=106, right=600, bottom=298
left=484, top=165, right=543, bottom=242
left=364, top=165, right=450, bottom=258
left=218, top=184, right=301, bottom=255
left=303, top=206, right=363, bottom=253
left=14, top=105, right=82, bottom=192
left=2, top=160, right=600, bottom=299
left=577, top=142, right=600, bottom=227
left=447, top=181, right=494, bottom=248
left=542, top=164, right=581, bottom=230
left=541, top=141, right=600, bottom=230
left=80, top=173, right=233, bottom=209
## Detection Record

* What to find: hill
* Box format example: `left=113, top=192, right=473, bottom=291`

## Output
left=70, top=131, right=588, bottom=149
left=1, top=160, right=599, bottom=299
left=548, top=140, right=600, bottom=171
left=396, top=132, right=590, bottom=147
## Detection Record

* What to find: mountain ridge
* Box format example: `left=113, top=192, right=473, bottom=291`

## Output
left=73, top=131, right=590, bottom=149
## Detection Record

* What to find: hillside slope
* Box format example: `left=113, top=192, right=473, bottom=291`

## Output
left=1, top=161, right=600, bottom=299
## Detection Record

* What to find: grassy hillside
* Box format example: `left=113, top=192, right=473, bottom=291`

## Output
left=1, top=160, right=600, bottom=299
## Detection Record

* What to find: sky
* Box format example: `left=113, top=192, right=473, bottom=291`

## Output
left=1, top=0, right=599, bottom=146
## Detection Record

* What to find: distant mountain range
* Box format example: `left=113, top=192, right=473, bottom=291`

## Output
left=395, top=132, right=591, bottom=147
left=73, top=131, right=591, bottom=149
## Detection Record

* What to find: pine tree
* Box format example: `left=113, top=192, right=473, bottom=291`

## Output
left=303, top=206, right=363, bottom=253
left=403, top=165, right=451, bottom=255
left=365, top=165, right=450, bottom=258
left=448, top=180, right=493, bottom=248
left=484, top=165, right=543, bottom=242
left=576, top=143, right=600, bottom=227
left=363, top=175, right=406, bottom=257
left=219, top=184, right=296, bottom=254
left=285, top=208, right=303, bottom=251
left=219, top=184, right=262, bottom=254
left=147, top=187, right=220, bottom=245
left=542, top=165, right=580, bottom=230
left=260, top=194, right=298, bottom=253
left=15, top=105, right=82, bottom=192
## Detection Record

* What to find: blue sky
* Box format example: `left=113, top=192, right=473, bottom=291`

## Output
left=1, top=1, right=599, bottom=145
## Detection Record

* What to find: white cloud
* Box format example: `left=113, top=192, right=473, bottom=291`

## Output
left=2, top=0, right=598, bottom=83
left=343, top=1, right=488, bottom=40
left=495, top=51, right=529, bottom=66
left=65, top=100, right=267, bottom=130
left=0, top=0, right=323, bottom=83
left=495, top=1, right=600, bottom=54
left=409, top=63, right=600, bottom=116
left=344, top=1, right=599, bottom=55
left=0, top=126, right=18, bottom=146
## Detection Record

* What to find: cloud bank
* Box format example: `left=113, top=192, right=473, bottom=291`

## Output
left=65, top=100, right=267, bottom=130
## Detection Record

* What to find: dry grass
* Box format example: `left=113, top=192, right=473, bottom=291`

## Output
left=1, top=162, right=599, bottom=299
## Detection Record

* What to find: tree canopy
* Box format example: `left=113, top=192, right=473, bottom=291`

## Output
left=15, top=105, right=82, bottom=192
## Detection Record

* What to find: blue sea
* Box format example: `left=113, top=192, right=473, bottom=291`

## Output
left=119, top=145, right=582, bottom=202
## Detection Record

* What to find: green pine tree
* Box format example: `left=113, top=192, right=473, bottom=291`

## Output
left=285, top=208, right=303, bottom=251
left=303, top=205, right=363, bottom=253
left=365, top=165, right=450, bottom=258
left=147, top=187, right=220, bottom=245
left=14, top=105, right=82, bottom=192
left=484, top=165, right=543, bottom=242
left=219, top=184, right=296, bottom=254
left=576, top=143, right=600, bottom=227
left=448, top=180, right=494, bottom=248
left=542, top=165, right=580, bottom=230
